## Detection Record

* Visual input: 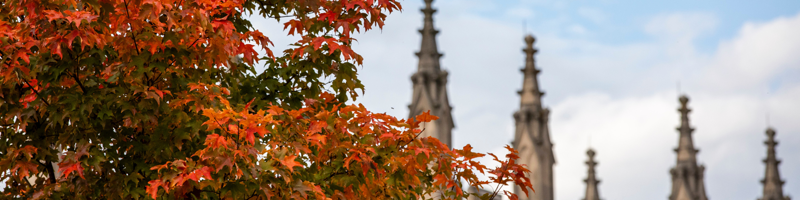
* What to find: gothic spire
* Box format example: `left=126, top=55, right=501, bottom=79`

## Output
left=519, top=34, right=543, bottom=107
left=407, top=0, right=453, bottom=148
left=669, top=95, right=708, bottom=200
left=513, top=34, right=555, bottom=200
left=416, top=0, right=442, bottom=72
left=759, top=128, right=790, bottom=200
left=583, top=149, right=601, bottom=200
left=675, top=95, right=698, bottom=166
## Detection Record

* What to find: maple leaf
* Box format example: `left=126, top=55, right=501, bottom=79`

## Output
left=412, top=146, right=431, bottom=158
left=416, top=110, right=439, bottom=122
left=205, top=134, right=229, bottom=149
left=186, top=166, right=212, bottom=182
left=278, top=155, right=302, bottom=172
left=343, top=152, right=362, bottom=170
left=58, top=161, right=85, bottom=179
left=319, top=12, right=338, bottom=24
left=238, top=42, right=258, bottom=65
left=307, top=121, right=326, bottom=134
left=150, top=163, right=170, bottom=173
left=215, top=155, right=235, bottom=173
left=305, top=134, right=327, bottom=147
left=12, top=161, right=38, bottom=178
left=64, top=10, right=98, bottom=27
left=15, top=51, right=30, bottom=63
left=283, top=20, right=303, bottom=35
left=15, top=145, right=38, bottom=159
left=146, top=180, right=166, bottom=199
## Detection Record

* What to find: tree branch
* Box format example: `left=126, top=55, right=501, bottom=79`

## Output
left=20, top=76, right=51, bottom=107
left=122, top=0, right=141, bottom=55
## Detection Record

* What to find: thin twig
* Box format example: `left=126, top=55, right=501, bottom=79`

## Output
left=122, top=0, right=141, bottom=55
left=20, top=77, right=51, bottom=107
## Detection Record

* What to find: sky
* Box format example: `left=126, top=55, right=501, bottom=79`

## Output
left=250, top=0, right=800, bottom=199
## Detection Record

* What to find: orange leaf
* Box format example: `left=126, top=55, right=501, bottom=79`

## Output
left=415, top=110, right=439, bottom=122
left=228, top=124, right=238, bottom=133
left=12, top=161, right=38, bottom=178
left=278, top=155, right=302, bottom=172
left=305, top=134, right=327, bottom=147
left=205, top=134, right=228, bottom=149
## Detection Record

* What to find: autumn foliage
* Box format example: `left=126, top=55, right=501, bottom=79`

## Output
left=0, top=0, right=533, bottom=199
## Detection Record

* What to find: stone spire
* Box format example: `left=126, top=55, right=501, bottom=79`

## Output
left=519, top=35, right=543, bottom=107
left=408, top=0, right=454, bottom=147
left=669, top=95, right=708, bottom=200
left=513, top=34, right=555, bottom=200
left=758, top=128, right=791, bottom=200
left=416, top=0, right=442, bottom=72
left=583, top=149, right=601, bottom=200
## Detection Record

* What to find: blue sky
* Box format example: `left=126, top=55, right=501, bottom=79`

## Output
left=251, top=0, right=800, bottom=199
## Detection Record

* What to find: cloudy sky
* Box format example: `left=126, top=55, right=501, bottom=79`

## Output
left=253, top=0, right=800, bottom=199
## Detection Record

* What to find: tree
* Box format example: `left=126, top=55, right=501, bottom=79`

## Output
left=0, top=0, right=533, bottom=199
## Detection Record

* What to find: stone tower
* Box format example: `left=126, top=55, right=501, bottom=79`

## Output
left=668, top=95, right=709, bottom=200
left=408, top=0, right=454, bottom=147
left=583, top=149, right=601, bottom=200
left=758, top=128, right=791, bottom=200
left=513, top=34, right=555, bottom=200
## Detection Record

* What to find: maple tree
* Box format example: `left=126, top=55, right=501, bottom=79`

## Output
left=0, top=0, right=533, bottom=199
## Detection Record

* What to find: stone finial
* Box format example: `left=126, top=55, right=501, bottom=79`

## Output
left=760, top=127, right=789, bottom=200
left=583, top=148, right=601, bottom=200
left=523, top=34, right=538, bottom=58
left=679, top=95, right=689, bottom=106
left=675, top=94, right=697, bottom=165
left=518, top=34, right=542, bottom=106
left=525, top=34, right=535, bottom=47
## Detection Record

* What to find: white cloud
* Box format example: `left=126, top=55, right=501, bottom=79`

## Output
left=702, top=13, right=800, bottom=92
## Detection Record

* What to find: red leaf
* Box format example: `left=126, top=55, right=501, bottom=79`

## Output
left=245, top=129, right=255, bottom=144
left=312, top=37, right=325, bottom=50
left=20, top=93, right=36, bottom=104
left=186, top=166, right=212, bottom=182
left=58, top=161, right=85, bottom=179
left=146, top=180, right=166, bottom=199
left=238, top=42, right=258, bottom=65
left=319, top=12, right=338, bottom=24
left=283, top=20, right=303, bottom=35
left=15, top=51, right=30, bottom=63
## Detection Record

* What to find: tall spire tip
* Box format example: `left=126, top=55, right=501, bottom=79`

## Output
left=525, top=34, right=535, bottom=46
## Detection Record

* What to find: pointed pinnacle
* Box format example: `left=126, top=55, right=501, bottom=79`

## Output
left=416, top=0, right=441, bottom=72
left=518, top=34, right=542, bottom=106
left=584, top=148, right=601, bottom=200
left=761, top=127, right=787, bottom=200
